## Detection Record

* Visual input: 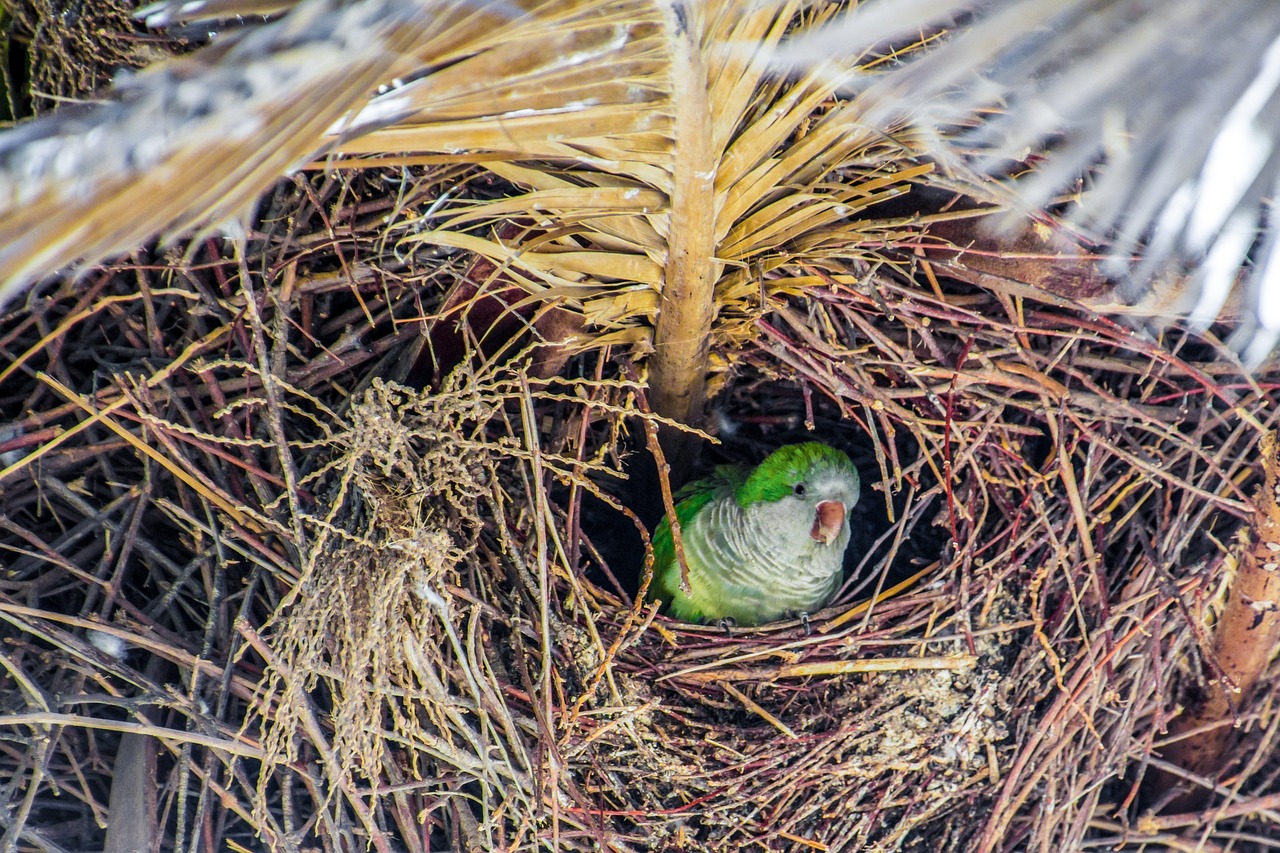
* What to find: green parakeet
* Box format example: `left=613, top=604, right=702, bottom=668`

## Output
left=647, top=442, right=859, bottom=627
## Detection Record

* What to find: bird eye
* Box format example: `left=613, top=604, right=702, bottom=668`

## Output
left=793, top=483, right=807, bottom=496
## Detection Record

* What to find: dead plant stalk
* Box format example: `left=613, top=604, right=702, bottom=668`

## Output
left=1156, top=430, right=1280, bottom=802
left=648, top=0, right=721, bottom=464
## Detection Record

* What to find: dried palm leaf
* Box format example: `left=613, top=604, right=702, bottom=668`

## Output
left=380, top=0, right=923, bottom=429
left=0, top=0, right=924, bottom=434
left=780, top=0, right=1280, bottom=363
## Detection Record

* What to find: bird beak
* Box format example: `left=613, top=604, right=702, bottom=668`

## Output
left=811, top=500, right=846, bottom=544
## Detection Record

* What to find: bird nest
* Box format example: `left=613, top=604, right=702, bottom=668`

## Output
left=3, top=163, right=1279, bottom=853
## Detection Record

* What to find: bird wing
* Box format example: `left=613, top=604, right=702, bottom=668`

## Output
left=646, top=464, right=749, bottom=617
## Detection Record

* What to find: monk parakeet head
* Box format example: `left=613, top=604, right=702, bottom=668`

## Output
left=735, top=441, right=859, bottom=548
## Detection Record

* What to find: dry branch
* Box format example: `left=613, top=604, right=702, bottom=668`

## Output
left=1153, top=431, right=1280, bottom=807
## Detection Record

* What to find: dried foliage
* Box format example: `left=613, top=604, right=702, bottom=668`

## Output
left=0, top=0, right=927, bottom=444
left=246, top=370, right=641, bottom=849
left=3, top=4, right=1280, bottom=853
left=783, top=0, right=1280, bottom=362
left=3, top=0, right=159, bottom=114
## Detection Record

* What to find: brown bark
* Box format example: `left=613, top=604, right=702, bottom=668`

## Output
left=1152, top=431, right=1280, bottom=808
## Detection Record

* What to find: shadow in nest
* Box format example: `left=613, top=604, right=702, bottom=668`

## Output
left=579, top=370, right=946, bottom=633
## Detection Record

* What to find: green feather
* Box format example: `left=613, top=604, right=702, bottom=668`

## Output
left=648, top=465, right=744, bottom=620
left=734, top=442, right=855, bottom=507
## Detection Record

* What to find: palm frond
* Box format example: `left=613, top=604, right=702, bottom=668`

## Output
left=0, top=0, right=924, bottom=431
